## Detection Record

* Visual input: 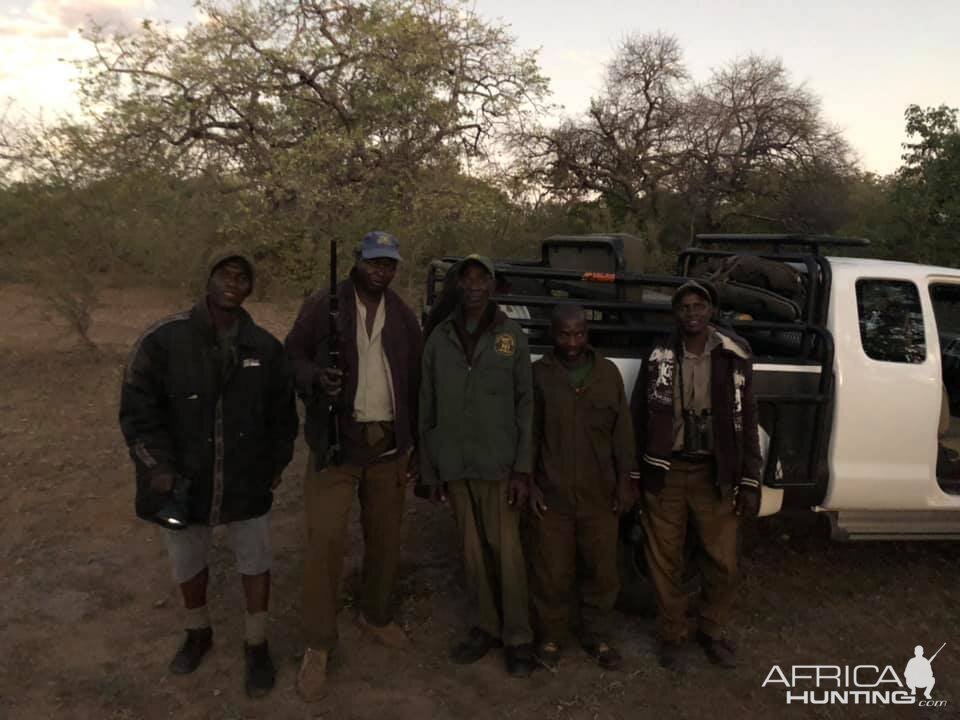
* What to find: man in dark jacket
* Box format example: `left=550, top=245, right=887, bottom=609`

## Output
left=119, top=250, right=298, bottom=698
left=631, top=280, right=762, bottom=671
left=285, top=231, right=423, bottom=701
left=528, top=305, right=638, bottom=671
left=419, top=254, right=536, bottom=678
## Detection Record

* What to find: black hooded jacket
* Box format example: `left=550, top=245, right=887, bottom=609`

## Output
left=118, top=251, right=299, bottom=525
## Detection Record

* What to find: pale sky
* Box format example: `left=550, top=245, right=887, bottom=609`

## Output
left=1, top=0, right=958, bottom=174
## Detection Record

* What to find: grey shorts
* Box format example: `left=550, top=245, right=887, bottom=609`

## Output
left=164, top=514, right=272, bottom=584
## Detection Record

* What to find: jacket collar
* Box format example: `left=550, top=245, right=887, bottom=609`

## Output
left=544, top=346, right=603, bottom=388
left=669, top=325, right=750, bottom=360
left=190, top=300, right=256, bottom=348
left=539, top=345, right=598, bottom=370
left=714, top=326, right=751, bottom=359
left=440, top=302, right=508, bottom=338
left=340, top=269, right=401, bottom=317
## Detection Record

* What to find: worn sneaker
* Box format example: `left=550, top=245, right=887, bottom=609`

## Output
left=696, top=631, right=736, bottom=668
left=356, top=613, right=410, bottom=649
left=450, top=627, right=502, bottom=665
left=244, top=641, right=276, bottom=698
left=580, top=634, right=623, bottom=671
left=593, top=642, right=624, bottom=671
left=296, top=647, right=328, bottom=702
left=169, top=627, right=213, bottom=675
left=536, top=641, right=562, bottom=671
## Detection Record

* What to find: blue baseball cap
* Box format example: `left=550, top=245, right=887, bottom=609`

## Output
left=359, top=231, right=402, bottom=261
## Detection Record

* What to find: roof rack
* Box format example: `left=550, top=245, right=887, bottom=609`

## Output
left=695, top=233, right=870, bottom=255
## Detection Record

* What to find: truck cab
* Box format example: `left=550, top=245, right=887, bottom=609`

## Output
left=822, top=258, right=960, bottom=538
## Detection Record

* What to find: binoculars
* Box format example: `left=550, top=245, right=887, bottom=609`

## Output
left=682, top=409, right=714, bottom=455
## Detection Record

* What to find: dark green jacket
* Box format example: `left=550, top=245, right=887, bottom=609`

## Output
left=533, top=349, right=637, bottom=514
left=420, top=308, right=533, bottom=485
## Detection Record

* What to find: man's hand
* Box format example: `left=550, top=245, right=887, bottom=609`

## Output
left=735, top=482, right=761, bottom=518
left=430, top=483, right=447, bottom=504
left=149, top=471, right=175, bottom=495
left=404, top=449, right=420, bottom=487
left=271, top=473, right=283, bottom=490
left=507, top=472, right=530, bottom=508
left=529, top=482, right=548, bottom=519
left=612, top=474, right=636, bottom=514
left=317, top=367, right=344, bottom=398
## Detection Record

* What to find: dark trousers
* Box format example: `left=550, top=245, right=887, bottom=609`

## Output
left=448, top=479, right=533, bottom=647
left=642, top=460, right=738, bottom=642
left=528, top=507, right=620, bottom=644
left=302, top=451, right=407, bottom=650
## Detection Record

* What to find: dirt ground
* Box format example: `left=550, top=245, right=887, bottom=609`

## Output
left=2, top=283, right=959, bottom=720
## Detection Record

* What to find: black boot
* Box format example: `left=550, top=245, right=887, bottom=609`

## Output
left=169, top=627, right=213, bottom=675
left=504, top=643, right=535, bottom=678
left=450, top=627, right=502, bottom=664
left=244, top=641, right=276, bottom=698
left=696, top=630, right=737, bottom=668
left=657, top=639, right=688, bottom=673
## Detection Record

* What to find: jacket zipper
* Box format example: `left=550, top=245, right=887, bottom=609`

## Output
left=208, top=344, right=239, bottom=525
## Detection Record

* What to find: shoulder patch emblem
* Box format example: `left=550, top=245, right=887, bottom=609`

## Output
left=495, top=333, right=516, bottom=357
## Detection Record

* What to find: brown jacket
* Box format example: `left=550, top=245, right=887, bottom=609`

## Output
left=630, top=327, right=762, bottom=496
left=285, top=273, right=422, bottom=468
left=532, top=349, right=638, bottom=514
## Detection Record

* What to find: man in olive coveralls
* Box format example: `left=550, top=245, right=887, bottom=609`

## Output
left=528, top=304, right=639, bottom=670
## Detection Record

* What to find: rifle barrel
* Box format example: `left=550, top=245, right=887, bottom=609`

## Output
left=929, top=642, right=946, bottom=663
left=327, top=237, right=341, bottom=465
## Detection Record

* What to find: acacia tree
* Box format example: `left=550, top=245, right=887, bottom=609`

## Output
left=61, top=0, right=547, bottom=280
left=520, top=32, right=687, bottom=258
left=520, top=32, right=852, bottom=259
left=678, top=55, right=850, bottom=235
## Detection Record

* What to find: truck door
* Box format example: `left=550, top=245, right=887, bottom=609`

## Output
left=927, top=280, right=960, bottom=494
left=825, top=276, right=941, bottom=510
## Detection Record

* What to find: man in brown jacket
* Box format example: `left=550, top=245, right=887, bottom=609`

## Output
left=631, top=280, right=762, bottom=672
left=285, top=231, right=423, bottom=700
left=528, top=305, right=638, bottom=671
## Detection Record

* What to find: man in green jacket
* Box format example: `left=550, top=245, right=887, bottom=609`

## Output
left=419, top=254, right=536, bottom=678
left=528, top=304, right=637, bottom=671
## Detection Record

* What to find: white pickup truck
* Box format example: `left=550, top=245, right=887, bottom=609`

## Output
left=426, top=234, right=960, bottom=541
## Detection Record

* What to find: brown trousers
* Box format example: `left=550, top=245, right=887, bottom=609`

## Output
left=302, top=451, right=407, bottom=650
left=643, top=460, right=738, bottom=642
left=527, top=508, right=620, bottom=644
left=448, top=479, right=533, bottom=647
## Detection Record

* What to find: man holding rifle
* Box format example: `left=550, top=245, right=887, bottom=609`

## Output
left=285, top=231, right=423, bottom=700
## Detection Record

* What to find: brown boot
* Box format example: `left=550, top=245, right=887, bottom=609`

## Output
left=696, top=630, right=737, bottom=669
left=296, top=647, right=328, bottom=702
left=356, top=613, right=410, bottom=649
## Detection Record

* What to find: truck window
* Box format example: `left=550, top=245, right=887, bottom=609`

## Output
left=855, top=279, right=926, bottom=363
